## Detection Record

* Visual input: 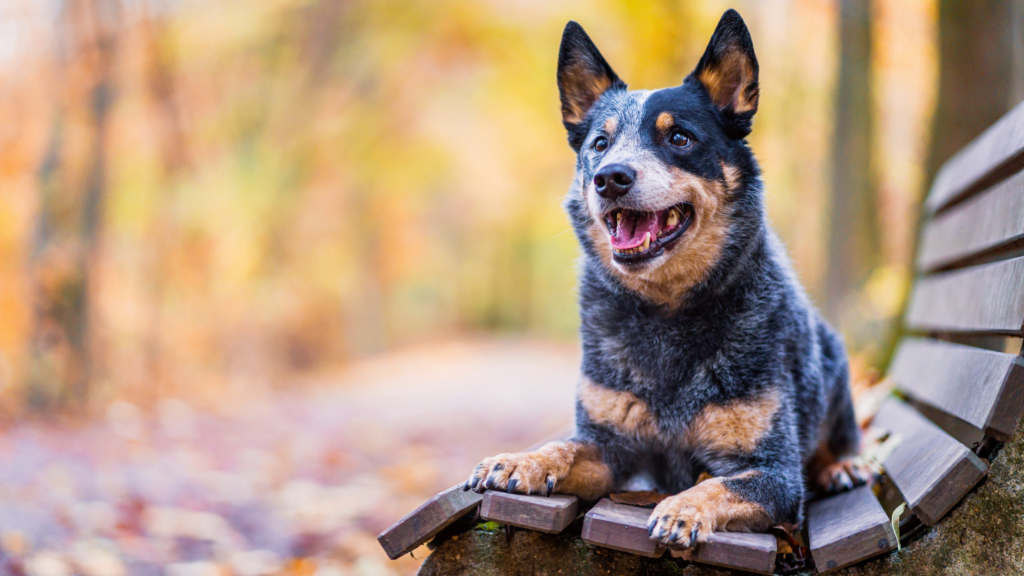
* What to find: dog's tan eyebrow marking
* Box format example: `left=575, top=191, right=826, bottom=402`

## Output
left=685, top=389, right=780, bottom=453
left=603, top=116, right=618, bottom=135
left=656, top=111, right=675, bottom=131
left=578, top=377, right=658, bottom=438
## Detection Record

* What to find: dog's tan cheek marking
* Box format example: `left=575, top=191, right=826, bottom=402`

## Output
left=656, top=111, right=674, bottom=132
left=722, top=162, right=742, bottom=192
left=686, top=389, right=781, bottom=453
left=579, top=377, right=659, bottom=438
left=585, top=167, right=730, bottom=310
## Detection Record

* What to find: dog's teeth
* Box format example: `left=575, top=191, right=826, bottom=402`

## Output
left=616, top=212, right=622, bottom=225
left=667, top=208, right=679, bottom=228
left=642, top=232, right=650, bottom=251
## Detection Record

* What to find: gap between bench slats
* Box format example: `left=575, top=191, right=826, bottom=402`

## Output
left=905, top=255, right=1024, bottom=336
left=872, top=398, right=988, bottom=525
left=808, top=485, right=896, bottom=573
left=918, top=168, right=1024, bottom=272
left=926, top=98, right=1024, bottom=215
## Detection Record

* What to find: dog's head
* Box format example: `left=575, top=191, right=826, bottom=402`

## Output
left=560, top=10, right=761, bottom=305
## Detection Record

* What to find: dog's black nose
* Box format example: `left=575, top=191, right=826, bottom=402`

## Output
left=593, top=164, right=635, bottom=199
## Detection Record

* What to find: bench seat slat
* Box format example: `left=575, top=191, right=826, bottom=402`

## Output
left=580, top=499, right=776, bottom=573
left=873, top=399, right=988, bottom=525
left=918, top=169, right=1024, bottom=272
left=480, top=492, right=579, bottom=533
left=905, top=255, right=1024, bottom=335
left=581, top=499, right=664, bottom=558
left=694, top=532, right=778, bottom=575
left=377, top=485, right=482, bottom=559
left=808, top=485, right=897, bottom=573
left=926, top=99, right=1024, bottom=214
left=890, top=337, right=1024, bottom=440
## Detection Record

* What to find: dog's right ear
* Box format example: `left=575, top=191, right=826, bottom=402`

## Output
left=558, top=22, right=626, bottom=151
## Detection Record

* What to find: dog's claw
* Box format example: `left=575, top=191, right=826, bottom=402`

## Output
left=689, top=525, right=700, bottom=547
left=507, top=479, right=518, bottom=493
left=668, top=523, right=684, bottom=543
left=546, top=478, right=555, bottom=497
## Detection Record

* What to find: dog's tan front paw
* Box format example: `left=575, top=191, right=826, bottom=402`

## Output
left=817, top=457, right=876, bottom=494
left=464, top=451, right=568, bottom=496
left=646, top=491, right=716, bottom=548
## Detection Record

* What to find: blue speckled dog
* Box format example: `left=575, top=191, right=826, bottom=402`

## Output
left=465, top=9, right=868, bottom=549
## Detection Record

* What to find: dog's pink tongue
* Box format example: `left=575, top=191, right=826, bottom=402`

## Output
left=611, top=211, right=660, bottom=249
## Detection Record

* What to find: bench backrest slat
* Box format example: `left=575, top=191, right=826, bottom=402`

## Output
left=888, top=338, right=1024, bottom=440
left=926, top=99, right=1024, bottom=214
left=918, top=169, right=1024, bottom=272
left=905, top=255, right=1024, bottom=335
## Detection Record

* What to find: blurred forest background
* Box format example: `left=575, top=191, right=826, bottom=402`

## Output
left=1, top=0, right=1024, bottom=574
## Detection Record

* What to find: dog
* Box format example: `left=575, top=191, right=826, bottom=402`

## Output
left=465, top=9, right=868, bottom=549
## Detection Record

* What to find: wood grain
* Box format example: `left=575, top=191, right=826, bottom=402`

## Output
left=376, top=485, right=483, bottom=560
left=890, top=337, right=1024, bottom=440
left=872, top=399, right=988, bottom=525
left=926, top=98, right=1024, bottom=214
left=692, top=532, right=777, bottom=575
left=581, top=498, right=665, bottom=558
left=905, top=255, right=1024, bottom=335
left=480, top=492, right=579, bottom=534
left=808, top=485, right=897, bottom=573
left=919, top=167, right=1024, bottom=272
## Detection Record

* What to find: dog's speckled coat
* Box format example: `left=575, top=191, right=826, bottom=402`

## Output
left=466, top=9, right=865, bottom=549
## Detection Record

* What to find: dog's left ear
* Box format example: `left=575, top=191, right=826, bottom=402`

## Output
left=689, top=9, right=759, bottom=138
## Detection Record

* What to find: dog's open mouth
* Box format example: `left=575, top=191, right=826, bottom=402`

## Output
left=604, top=203, right=693, bottom=262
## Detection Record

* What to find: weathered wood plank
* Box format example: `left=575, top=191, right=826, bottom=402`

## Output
left=890, top=337, right=1024, bottom=440
left=480, top=492, right=579, bottom=534
left=905, top=256, right=1024, bottom=336
left=808, top=485, right=897, bottom=573
left=692, top=532, right=777, bottom=575
left=377, top=485, right=483, bottom=560
left=581, top=499, right=664, bottom=558
left=377, top=426, right=576, bottom=560
left=926, top=98, right=1024, bottom=214
left=872, top=399, right=988, bottom=525
left=919, top=168, right=1024, bottom=272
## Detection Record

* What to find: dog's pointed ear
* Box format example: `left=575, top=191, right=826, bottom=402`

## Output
left=689, top=9, right=759, bottom=138
left=558, top=21, right=626, bottom=150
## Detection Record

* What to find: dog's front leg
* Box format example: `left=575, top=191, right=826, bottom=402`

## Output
left=646, top=468, right=796, bottom=548
left=464, top=440, right=613, bottom=501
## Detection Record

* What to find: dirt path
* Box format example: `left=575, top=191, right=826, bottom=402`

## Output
left=0, top=339, right=579, bottom=576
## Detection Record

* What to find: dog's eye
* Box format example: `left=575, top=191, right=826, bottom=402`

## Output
left=669, top=131, right=691, bottom=147
left=593, top=137, right=608, bottom=152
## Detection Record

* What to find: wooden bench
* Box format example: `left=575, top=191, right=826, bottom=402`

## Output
left=379, top=100, right=1024, bottom=573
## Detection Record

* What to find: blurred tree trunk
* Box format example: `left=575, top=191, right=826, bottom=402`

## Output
left=141, top=11, right=188, bottom=403
left=926, top=0, right=1024, bottom=183
left=27, top=0, right=120, bottom=412
left=824, top=0, right=881, bottom=325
